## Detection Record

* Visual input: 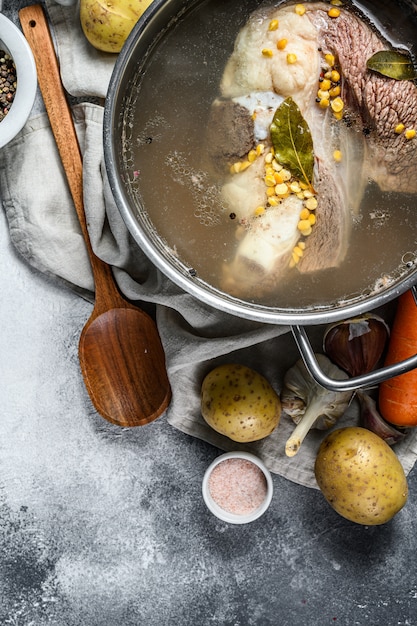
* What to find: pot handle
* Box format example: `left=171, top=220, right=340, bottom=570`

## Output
left=291, top=286, right=417, bottom=392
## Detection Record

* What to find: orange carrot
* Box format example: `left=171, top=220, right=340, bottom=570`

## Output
left=379, top=290, right=417, bottom=426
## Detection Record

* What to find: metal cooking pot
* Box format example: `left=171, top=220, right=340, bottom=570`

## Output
left=104, top=0, right=417, bottom=390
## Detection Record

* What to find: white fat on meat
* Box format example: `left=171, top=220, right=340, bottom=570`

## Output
left=234, top=196, right=303, bottom=273
left=221, top=7, right=320, bottom=112
left=221, top=156, right=266, bottom=222
left=221, top=195, right=303, bottom=296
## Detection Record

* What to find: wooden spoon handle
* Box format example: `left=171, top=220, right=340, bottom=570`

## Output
left=19, top=4, right=120, bottom=307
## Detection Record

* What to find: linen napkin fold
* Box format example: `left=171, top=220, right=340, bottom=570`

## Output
left=2, top=0, right=417, bottom=488
left=47, top=0, right=114, bottom=98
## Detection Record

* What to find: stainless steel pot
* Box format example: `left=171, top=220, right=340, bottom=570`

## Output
left=104, top=0, right=417, bottom=390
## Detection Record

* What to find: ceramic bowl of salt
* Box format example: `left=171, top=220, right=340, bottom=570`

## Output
left=0, top=13, right=37, bottom=149
left=202, top=451, right=273, bottom=524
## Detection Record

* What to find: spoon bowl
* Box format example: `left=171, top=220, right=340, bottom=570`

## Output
left=79, top=305, right=171, bottom=426
left=20, top=4, right=171, bottom=427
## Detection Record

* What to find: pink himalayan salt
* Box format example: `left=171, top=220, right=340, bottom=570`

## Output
left=208, top=458, right=268, bottom=515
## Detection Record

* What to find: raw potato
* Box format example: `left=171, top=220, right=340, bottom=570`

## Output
left=315, top=427, right=408, bottom=525
left=201, top=364, right=280, bottom=443
left=80, top=0, right=154, bottom=53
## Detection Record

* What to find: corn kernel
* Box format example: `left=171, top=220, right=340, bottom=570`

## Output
left=298, top=219, right=311, bottom=231
left=262, top=48, right=274, bottom=57
left=269, top=19, right=279, bottom=31
left=299, top=208, right=310, bottom=220
left=305, top=196, right=318, bottom=210
left=295, top=3, right=306, bottom=15
left=299, top=181, right=309, bottom=190
left=290, top=181, right=301, bottom=194
left=247, top=149, right=257, bottom=163
left=298, top=241, right=306, bottom=250
left=319, top=79, right=332, bottom=91
left=331, top=96, right=344, bottom=113
left=330, top=0, right=343, bottom=5
left=296, top=191, right=305, bottom=200
left=287, top=53, right=298, bottom=64
left=280, top=169, right=292, bottom=181
left=319, top=97, right=330, bottom=108
left=265, top=152, right=274, bottom=164
left=230, top=162, right=241, bottom=174
left=325, top=53, right=335, bottom=66
left=328, top=7, right=341, bottom=17
left=266, top=186, right=276, bottom=197
left=289, top=257, right=296, bottom=268
left=317, top=89, right=330, bottom=100
left=300, top=226, right=313, bottom=237
left=251, top=112, right=257, bottom=121
left=329, top=85, right=341, bottom=97
left=254, top=206, right=266, bottom=216
left=272, top=159, right=282, bottom=171
left=292, top=252, right=301, bottom=265
left=268, top=196, right=280, bottom=207
left=256, top=144, right=265, bottom=156
left=277, top=38, right=288, bottom=51
left=333, top=149, right=343, bottom=162
left=405, top=129, right=416, bottom=140
left=303, top=189, right=314, bottom=198
left=265, top=166, right=275, bottom=177
left=331, top=70, right=341, bottom=82
left=333, top=110, right=344, bottom=121
left=274, top=172, right=284, bottom=184
left=395, top=123, right=405, bottom=134
left=239, top=160, right=251, bottom=172
left=265, top=174, right=277, bottom=186
left=308, top=213, right=316, bottom=225
left=276, top=183, right=289, bottom=196
left=293, top=245, right=304, bottom=258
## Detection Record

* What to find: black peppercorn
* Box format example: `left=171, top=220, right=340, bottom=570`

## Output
left=0, top=50, right=16, bottom=122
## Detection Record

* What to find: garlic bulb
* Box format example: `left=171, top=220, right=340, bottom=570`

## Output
left=323, top=313, right=389, bottom=377
left=281, top=354, right=353, bottom=457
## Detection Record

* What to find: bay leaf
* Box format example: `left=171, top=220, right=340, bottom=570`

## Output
left=270, top=97, right=314, bottom=188
left=366, top=50, right=417, bottom=80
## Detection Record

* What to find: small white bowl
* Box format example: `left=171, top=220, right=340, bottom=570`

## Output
left=0, top=13, right=37, bottom=149
left=202, top=451, right=273, bottom=524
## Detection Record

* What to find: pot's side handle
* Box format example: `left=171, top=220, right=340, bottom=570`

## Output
left=292, top=325, right=417, bottom=391
left=292, top=285, right=417, bottom=391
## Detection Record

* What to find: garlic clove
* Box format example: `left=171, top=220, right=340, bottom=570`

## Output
left=280, top=390, right=305, bottom=421
left=357, top=390, right=407, bottom=446
left=323, top=313, right=390, bottom=377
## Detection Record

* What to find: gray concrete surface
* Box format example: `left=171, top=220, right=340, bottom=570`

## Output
left=1, top=1, right=417, bottom=624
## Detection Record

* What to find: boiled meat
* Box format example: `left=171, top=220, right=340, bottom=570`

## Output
left=207, top=2, right=417, bottom=298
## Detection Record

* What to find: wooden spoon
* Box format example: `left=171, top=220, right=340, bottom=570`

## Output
left=19, top=5, right=172, bottom=427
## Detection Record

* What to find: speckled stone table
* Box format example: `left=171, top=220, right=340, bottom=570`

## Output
left=1, top=1, right=417, bottom=625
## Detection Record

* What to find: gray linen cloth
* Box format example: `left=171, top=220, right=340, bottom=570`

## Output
left=2, top=0, right=417, bottom=488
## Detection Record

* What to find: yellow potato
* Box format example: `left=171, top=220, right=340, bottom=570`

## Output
left=80, top=0, right=154, bottom=53
left=315, top=426, right=408, bottom=525
left=201, top=364, right=281, bottom=443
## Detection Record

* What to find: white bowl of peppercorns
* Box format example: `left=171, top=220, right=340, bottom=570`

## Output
left=0, top=13, right=37, bottom=148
